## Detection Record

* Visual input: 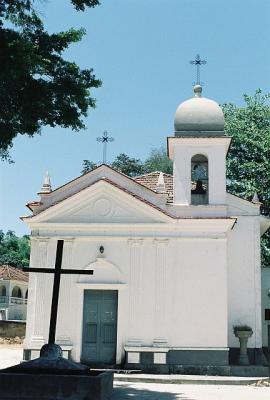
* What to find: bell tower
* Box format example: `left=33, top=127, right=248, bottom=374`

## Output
left=167, top=84, right=231, bottom=205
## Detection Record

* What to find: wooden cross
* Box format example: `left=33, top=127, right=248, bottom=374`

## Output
left=23, top=240, right=93, bottom=345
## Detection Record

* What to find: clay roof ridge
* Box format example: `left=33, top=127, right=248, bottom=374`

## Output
left=135, top=171, right=173, bottom=178
left=22, top=176, right=170, bottom=220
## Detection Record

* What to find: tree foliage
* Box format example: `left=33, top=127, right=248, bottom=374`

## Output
left=81, top=159, right=98, bottom=174
left=144, top=147, right=173, bottom=174
left=223, top=89, right=270, bottom=266
left=82, top=147, right=172, bottom=176
left=111, top=153, right=145, bottom=177
left=0, top=230, right=30, bottom=268
left=0, top=0, right=101, bottom=161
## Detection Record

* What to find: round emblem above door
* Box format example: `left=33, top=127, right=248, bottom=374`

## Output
left=93, top=198, right=112, bottom=217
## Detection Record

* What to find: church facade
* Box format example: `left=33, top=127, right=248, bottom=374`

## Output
left=22, top=85, right=270, bottom=373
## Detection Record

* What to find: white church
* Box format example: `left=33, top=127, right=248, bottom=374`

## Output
left=22, top=84, right=270, bottom=374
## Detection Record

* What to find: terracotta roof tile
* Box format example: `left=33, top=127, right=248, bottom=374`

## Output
left=0, top=265, right=28, bottom=282
left=102, top=178, right=174, bottom=219
left=134, top=172, right=173, bottom=203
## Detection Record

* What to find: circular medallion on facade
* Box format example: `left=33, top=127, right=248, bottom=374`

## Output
left=93, top=198, right=112, bottom=217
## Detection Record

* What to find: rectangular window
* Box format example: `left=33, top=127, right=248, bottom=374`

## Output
left=265, top=309, right=270, bottom=320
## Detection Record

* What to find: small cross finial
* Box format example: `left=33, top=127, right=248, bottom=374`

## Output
left=190, top=54, right=207, bottom=86
left=156, top=172, right=166, bottom=193
left=96, top=131, right=114, bottom=164
left=40, top=171, right=52, bottom=194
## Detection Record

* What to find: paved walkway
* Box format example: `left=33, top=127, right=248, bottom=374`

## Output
left=0, top=345, right=23, bottom=369
left=0, top=347, right=269, bottom=399
left=114, top=372, right=268, bottom=385
left=112, top=381, right=270, bottom=400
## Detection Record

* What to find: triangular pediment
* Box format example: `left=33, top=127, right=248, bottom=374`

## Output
left=32, top=180, right=170, bottom=224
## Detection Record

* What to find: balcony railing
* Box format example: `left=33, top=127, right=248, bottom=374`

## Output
left=0, top=296, right=8, bottom=304
left=0, top=296, right=27, bottom=305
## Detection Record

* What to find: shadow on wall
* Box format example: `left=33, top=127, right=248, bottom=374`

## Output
left=112, top=383, right=193, bottom=400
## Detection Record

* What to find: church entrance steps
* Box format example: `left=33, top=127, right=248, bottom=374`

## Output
left=113, top=371, right=270, bottom=385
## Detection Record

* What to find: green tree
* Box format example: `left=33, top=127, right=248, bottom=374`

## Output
left=223, top=89, right=270, bottom=266
left=81, top=160, right=98, bottom=174
left=111, top=153, right=145, bottom=176
left=0, top=230, right=30, bottom=268
left=81, top=147, right=173, bottom=177
left=0, top=0, right=101, bottom=161
left=144, top=146, right=173, bottom=174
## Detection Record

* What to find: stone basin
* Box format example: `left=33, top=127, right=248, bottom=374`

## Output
left=0, top=344, right=113, bottom=400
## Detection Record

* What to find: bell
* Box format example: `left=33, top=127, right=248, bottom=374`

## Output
left=192, top=180, right=206, bottom=195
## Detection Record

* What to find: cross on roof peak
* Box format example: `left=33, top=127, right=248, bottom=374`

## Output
left=96, top=131, right=114, bottom=164
left=190, top=54, right=207, bottom=86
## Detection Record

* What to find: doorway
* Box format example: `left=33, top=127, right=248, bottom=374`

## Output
left=81, top=290, right=118, bottom=365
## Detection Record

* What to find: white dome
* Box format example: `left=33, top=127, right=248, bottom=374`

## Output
left=174, top=85, right=224, bottom=134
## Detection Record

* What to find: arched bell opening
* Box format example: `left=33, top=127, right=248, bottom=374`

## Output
left=0, top=285, right=6, bottom=297
left=191, top=154, right=209, bottom=205
left=12, top=286, right=22, bottom=298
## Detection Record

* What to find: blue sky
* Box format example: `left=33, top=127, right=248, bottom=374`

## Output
left=1, top=0, right=270, bottom=235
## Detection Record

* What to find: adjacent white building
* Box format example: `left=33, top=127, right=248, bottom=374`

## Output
left=22, top=85, right=270, bottom=372
left=0, top=265, right=28, bottom=321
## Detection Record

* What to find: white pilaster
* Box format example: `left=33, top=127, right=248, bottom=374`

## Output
left=24, top=238, right=38, bottom=346
left=31, top=238, right=49, bottom=345
left=56, top=238, right=74, bottom=345
left=153, top=239, right=169, bottom=346
left=173, top=147, right=190, bottom=205
left=127, top=239, right=143, bottom=345
left=254, top=217, right=262, bottom=348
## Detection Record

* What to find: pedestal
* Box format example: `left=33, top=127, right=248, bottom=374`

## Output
left=234, top=330, right=253, bottom=366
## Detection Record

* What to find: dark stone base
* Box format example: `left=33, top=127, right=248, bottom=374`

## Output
left=230, top=366, right=269, bottom=377
left=124, top=363, right=269, bottom=377
left=124, top=347, right=269, bottom=376
left=169, top=365, right=231, bottom=376
left=169, top=365, right=269, bottom=377
left=125, top=363, right=169, bottom=374
left=0, top=371, right=113, bottom=400
left=229, top=347, right=268, bottom=366
left=0, top=344, right=113, bottom=400
left=262, top=346, right=270, bottom=363
left=167, top=349, right=228, bottom=366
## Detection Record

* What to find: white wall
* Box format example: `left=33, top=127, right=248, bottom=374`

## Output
left=26, top=233, right=229, bottom=363
left=24, top=177, right=262, bottom=364
left=171, top=139, right=228, bottom=205
left=170, top=238, right=228, bottom=347
left=227, top=216, right=262, bottom=348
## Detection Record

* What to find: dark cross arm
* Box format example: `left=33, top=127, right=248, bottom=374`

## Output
left=25, top=268, right=93, bottom=275
left=23, top=240, right=93, bottom=345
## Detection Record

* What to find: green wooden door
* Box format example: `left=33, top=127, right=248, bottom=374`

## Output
left=81, top=290, right=118, bottom=365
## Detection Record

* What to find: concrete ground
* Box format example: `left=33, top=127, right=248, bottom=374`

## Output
left=0, top=345, right=23, bottom=369
left=0, top=347, right=269, bottom=399
left=112, top=381, right=270, bottom=400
